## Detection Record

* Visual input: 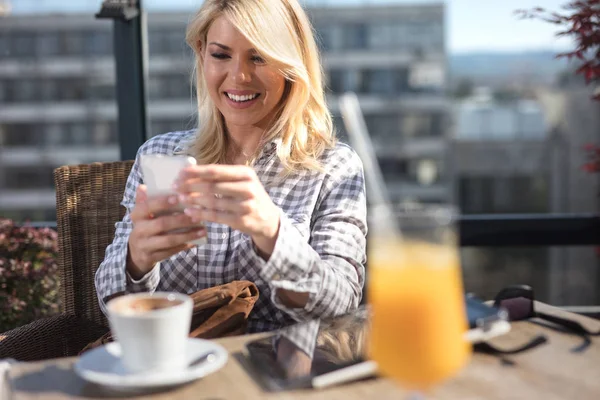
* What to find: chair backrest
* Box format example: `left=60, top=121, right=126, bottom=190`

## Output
left=53, top=160, right=134, bottom=328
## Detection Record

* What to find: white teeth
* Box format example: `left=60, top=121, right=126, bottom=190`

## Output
left=226, top=93, right=259, bottom=102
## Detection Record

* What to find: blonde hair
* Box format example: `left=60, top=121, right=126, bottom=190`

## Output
left=316, top=307, right=369, bottom=364
left=185, top=0, right=335, bottom=172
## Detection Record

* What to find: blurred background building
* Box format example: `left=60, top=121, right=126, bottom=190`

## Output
left=0, top=1, right=450, bottom=217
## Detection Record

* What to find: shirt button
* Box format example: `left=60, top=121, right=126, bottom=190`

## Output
left=272, top=273, right=281, bottom=280
left=221, top=233, right=228, bottom=239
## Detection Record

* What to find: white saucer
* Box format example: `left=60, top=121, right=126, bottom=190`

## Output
left=74, top=338, right=228, bottom=392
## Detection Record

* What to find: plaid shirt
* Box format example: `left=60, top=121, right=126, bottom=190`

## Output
left=95, top=130, right=367, bottom=349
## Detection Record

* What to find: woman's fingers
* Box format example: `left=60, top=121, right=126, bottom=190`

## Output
left=145, top=227, right=207, bottom=252
left=149, top=244, right=196, bottom=265
left=176, top=180, right=253, bottom=199
left=184, top=206, right=240, bottom=227
left=145, top=212, right=201, bottom=236
left=178, top=164, right=254, bottom=182
left=183, top=194, right=252, bottom=214
left=132, top=193, right=180, bottom=221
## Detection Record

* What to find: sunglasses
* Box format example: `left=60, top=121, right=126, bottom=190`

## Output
left=493, top=284, right=600, bottom=337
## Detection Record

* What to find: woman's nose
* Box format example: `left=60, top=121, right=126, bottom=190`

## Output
left=231, top=58, right=252, bottom=84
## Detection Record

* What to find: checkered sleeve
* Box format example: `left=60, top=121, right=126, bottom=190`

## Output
left=249, top=146, right=367, bottom=321
left=277, top=319, right=320, bottom=359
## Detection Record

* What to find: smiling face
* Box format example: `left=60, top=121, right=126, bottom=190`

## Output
left=202, top=16, right=286, bottom=132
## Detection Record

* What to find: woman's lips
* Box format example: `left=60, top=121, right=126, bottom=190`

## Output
left=223, top=92, right=261, bottom=109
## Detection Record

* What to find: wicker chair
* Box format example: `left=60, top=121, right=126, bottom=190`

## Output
left=0, top=160, right=134, bottom=361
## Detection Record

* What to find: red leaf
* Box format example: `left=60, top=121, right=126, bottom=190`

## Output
left=585, top=67, right=595, bottom=82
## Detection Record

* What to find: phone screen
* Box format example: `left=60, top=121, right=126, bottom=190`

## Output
left=139, top=154, right=207, bottom=245
left=140, top=154, right=197, bottom=197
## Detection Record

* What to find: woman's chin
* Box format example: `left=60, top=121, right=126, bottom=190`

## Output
left=222, top=115, right=262, bottom=128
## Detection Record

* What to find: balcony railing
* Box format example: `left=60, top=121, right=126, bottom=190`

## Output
left=21, top=213, right=600, bottom=247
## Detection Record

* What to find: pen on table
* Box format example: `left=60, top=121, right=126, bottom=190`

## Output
left=311, top=360, right=378, bottom=389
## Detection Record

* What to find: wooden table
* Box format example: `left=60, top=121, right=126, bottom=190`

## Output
left=4, top=303, right=600, bottom=400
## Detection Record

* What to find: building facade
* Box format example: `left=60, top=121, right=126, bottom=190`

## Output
left=451, top=87, right=600, bottom=305
left=0, top=3, right=450, bottom=221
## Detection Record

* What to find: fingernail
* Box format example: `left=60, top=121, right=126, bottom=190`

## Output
left=184, top=207, right=193, bottom=216
left=168, top=195, right=178, bottom=205
left=196, top=229, right=206, bottom=237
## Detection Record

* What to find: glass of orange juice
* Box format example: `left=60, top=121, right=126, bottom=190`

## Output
left=367, top=203, right=471, bottom=396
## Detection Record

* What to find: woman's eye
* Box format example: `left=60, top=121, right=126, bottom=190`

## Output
left=210, top=53, right=230, bottom=60
left=252, top=55, right=266, bottom=64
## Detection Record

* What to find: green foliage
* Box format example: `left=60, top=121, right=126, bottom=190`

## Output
left=0, top=218, right=60, bottom=332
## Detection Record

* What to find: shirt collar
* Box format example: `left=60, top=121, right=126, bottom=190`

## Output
left=173, top=130, right=197, bottom=155
left=258, top=137, right=281, bottom=161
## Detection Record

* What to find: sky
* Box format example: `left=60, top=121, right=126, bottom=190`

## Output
left=5, top=0, right=574, bottom=53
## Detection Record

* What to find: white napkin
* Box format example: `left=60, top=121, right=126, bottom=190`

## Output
left=0, top=359, right=17, bottom=399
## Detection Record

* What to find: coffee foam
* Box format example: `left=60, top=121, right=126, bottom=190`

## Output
left=110, top=296, right=183, bottom=315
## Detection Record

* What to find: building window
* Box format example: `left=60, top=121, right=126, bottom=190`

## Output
left=12, top=33, right=36, bottom=58
left=63, top=78, right=87, bottom=101
left=86, top=31, right=112, bottom=55
left=148, top=76, right=163, bottom=100
left=327, top=70, right=343, bottom=93
left=93, top=121, right=113, bottom=145
left=0, top=80, right=5, bottom=103
left=14, top=80, right=37, bottom=102
left=378, top=157, right=408, bottom=181
left=0, top=36, right=9, bottom=59
left=315, top=25, right=332, bottom=51
left=368, top=23, right=393, bottom=50
left=342, top=23, right=367, bottom=50
left=44, top=123, right=65, bottom=146
left=37, top=32, right=61, bottom=56
left=364, top=69, right=396, bottom=95
left=69, top=123, right=89, bottom=145
left=332, top=115, right=348, bottom=142
left=0, top=80, right=12, bottom=102
left=459, top=177, right=548, bottom=214
left=401, top=114, right=435, bottom=137
left=150, top=120, right=186, bottom=137
left=149, top=74, right=190, bottom=99
left=165, top=74, right=190, bottom=98
left=327, top=70, right=362, bottom=94
left=64, top=32, right=86, bottom=55
left=40, top=80, right=59, bottom=101
left=165, top=30, right=185, bottom=55
left=148, top=29, right=166, bottom=55
left=365, top=115, right=399, bottom=144
left=3, top=123, right=39, bottom=146
left=88, top=77, right=115, bottom=101
left=5, top=166, right=54, bottom=190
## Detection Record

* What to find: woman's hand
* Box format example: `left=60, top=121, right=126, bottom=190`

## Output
left=174, top=164, right=281, bottom=259
left=127, top=185, right=207, bottom=279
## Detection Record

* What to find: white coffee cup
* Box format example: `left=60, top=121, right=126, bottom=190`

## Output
left=106, top=292, right=193, bottom=373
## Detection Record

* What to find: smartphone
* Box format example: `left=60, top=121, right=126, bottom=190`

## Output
left=466, top=295, right=508, bottom=329
left=139, top=154, right=207, bottom=246
left=464, top=295, right=511, bottom=343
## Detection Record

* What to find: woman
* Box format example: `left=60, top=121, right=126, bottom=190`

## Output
left=95, top=0, right=367, bottom=335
